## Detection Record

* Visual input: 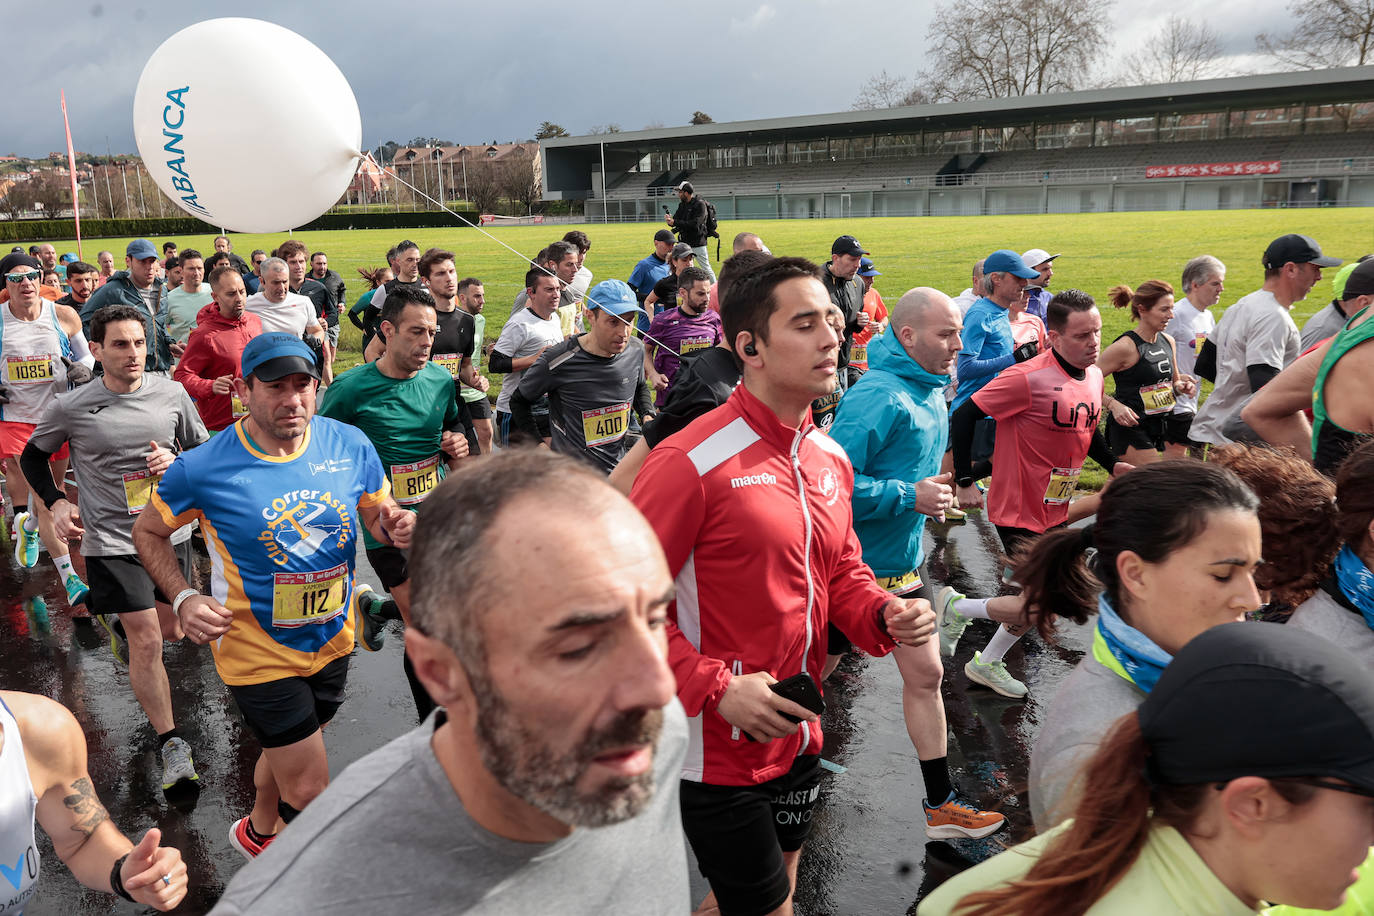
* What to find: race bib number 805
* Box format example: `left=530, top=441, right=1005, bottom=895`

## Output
left=390, top=454, right=442, bottom=506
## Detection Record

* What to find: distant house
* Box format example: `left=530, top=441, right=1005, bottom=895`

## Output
left=391, top=143, right=540, bottom=201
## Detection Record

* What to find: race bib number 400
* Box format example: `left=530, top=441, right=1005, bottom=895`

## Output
left=582, top=403, right=630, bottom=448
left=1044, top=466, right=1082, bottom=506
left=272, top=562, right=348, bottom=628
left=6, top=355, right=52, bottom=384
left=122, top=470, right=154, bottom=515
left=390, top=454, right=441, bottom=506
left=1139, top=380, right=1176, bottom=415
left=432, top=353, right=461, bottom=378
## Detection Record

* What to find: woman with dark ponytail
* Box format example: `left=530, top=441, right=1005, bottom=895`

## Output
left=1018, top=460, right=1261, bottom=830
left=1097, top=280, right=1196, bottom=465
left=921, top=623, right=1374, bottom=916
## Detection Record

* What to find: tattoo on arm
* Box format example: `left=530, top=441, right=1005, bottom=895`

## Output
left=63, top=777, right=110, bottom=837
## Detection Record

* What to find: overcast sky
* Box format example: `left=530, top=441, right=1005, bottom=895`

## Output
left=10, top=0, right=1294, bottom=158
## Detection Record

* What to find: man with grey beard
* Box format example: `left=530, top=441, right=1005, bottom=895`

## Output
left=210, top=449, right=690, bottom=915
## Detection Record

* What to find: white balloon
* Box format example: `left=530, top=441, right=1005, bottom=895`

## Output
left=133, top=18, right=362, bottom=233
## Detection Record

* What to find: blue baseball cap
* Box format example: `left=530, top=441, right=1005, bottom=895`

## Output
left=585, top=279, right=647, bottom=318
left=240, top=332, right=321, bottom=381
left=858, top=257, right=881, bottom=277
left=126, top=239, right=158, bottom=260
left=984, top=248, right=1040, bottom=279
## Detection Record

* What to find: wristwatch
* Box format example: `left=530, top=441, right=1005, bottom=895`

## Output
left=956, top=476, right=975, bottom=489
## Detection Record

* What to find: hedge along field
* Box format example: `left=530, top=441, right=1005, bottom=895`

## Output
left=47, top=207, right=1370, bottom=484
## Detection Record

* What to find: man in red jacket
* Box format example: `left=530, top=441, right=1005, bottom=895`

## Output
left=173, top=265, right=262, bottom=432
left=630, top=256, right=935, bottom=916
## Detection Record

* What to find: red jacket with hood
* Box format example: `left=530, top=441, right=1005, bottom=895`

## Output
left=630, top=383, right=896, bottom=787
left=173, top=302, right=262, bottom=431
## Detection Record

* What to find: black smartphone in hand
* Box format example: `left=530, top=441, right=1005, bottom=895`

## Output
left=770, top=672, right=825, bottom=723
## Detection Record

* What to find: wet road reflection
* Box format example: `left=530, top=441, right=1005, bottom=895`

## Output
left=3, top=507, right=1089, bottom=915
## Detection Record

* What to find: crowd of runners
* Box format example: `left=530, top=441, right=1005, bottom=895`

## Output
left=2, top=215, right=1374, bottom=915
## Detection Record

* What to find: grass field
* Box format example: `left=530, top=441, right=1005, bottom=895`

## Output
left=44, top=208, right=1372, bottom=485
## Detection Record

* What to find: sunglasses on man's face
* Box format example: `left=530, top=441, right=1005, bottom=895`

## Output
left=4, top=270, right=40, bottom=283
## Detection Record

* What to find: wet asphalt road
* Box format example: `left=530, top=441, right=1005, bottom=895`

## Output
left=1, top=493, right=1091, bottom=916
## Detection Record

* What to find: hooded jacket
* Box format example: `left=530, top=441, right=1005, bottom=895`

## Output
left=630, top=383, right=896, bottom=786
left=173, top=302, right=262, bottom=430
left=829, top=332, right=950, bottom=576
left=79, top=270, right=175, bottom=371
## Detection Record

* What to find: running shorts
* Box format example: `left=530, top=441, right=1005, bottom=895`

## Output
left=1162, top=411, right=1197, bottom=446
left=679, top=754, right=823, bottom=916
left=365, top=545, right=408, bottom=592
left=827, top=565, right=934, bottom=655
left=1105, top=414, right=1167, bottom=455
left=228, top=655, right=349, bottom=748
left=87, top=539, right=194, bottom=614
left=0, top=421, right=69, bottom=461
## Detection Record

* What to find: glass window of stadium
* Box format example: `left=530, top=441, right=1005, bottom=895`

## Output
left=748, top=142, right=784, bottom=166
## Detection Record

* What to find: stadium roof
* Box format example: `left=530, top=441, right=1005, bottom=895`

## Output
left=544, top=67, right=1374, bottom=151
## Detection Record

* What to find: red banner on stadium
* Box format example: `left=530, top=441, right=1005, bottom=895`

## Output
left=1145, top=160, right=1281, bottom=179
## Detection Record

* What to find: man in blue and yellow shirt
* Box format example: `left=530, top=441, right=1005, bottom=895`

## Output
left=133, top=333, right=415, bottom=860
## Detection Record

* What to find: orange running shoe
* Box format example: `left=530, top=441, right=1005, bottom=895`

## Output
left=923, top=793, right=1007, bottom=839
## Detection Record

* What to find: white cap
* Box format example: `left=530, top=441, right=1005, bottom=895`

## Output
left=1021, top=248, right=1060, bottom=269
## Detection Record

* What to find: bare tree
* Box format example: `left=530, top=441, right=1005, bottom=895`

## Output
left=853, top=70, right=929, bottom=109
left=465, top=160, right=505, bottom=214
left=0, top=180, right=34, bottom=221
left=29, top=174, right=67, bottom=218
left=1256, top=0, right=1374, bottom=68
left=587, top=123, right=622, bottom=135
left=919, top=0, right=1114, bottom=101
left=1120, top=16, right=1225, bottom=84
left=499, top=156, right=542, bottom=215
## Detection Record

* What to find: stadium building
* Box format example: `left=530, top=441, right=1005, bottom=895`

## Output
left=541, top=67, right=1374, bottom=220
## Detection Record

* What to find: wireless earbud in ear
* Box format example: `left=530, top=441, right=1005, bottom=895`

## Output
left=743, top=342, right=757, bottom=356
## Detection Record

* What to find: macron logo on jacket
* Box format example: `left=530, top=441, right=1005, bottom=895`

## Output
left=729, top=472, right=777, bottom=488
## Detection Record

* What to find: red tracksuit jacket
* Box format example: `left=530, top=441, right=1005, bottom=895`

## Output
left=631, top=383, right=896, bottom=787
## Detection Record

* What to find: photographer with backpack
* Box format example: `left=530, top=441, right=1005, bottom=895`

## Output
left=664, top=181, right=718, bottom=282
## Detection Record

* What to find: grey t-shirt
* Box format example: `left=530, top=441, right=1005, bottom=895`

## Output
left=28, top=375, right=207, bottom=555
left=210, top=701, right=691, bottom=916
left=1299, top=301, right=1351, bottom=351
left=1029, top=651, right=1146, bottom=832
left=1290, top=587, right=1374, bottom=657
left=516, top=337, right=650, bottom=474
left=1190, top=288, right=1300, bottom=446
left=492, top=307, right=564, bottom=413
